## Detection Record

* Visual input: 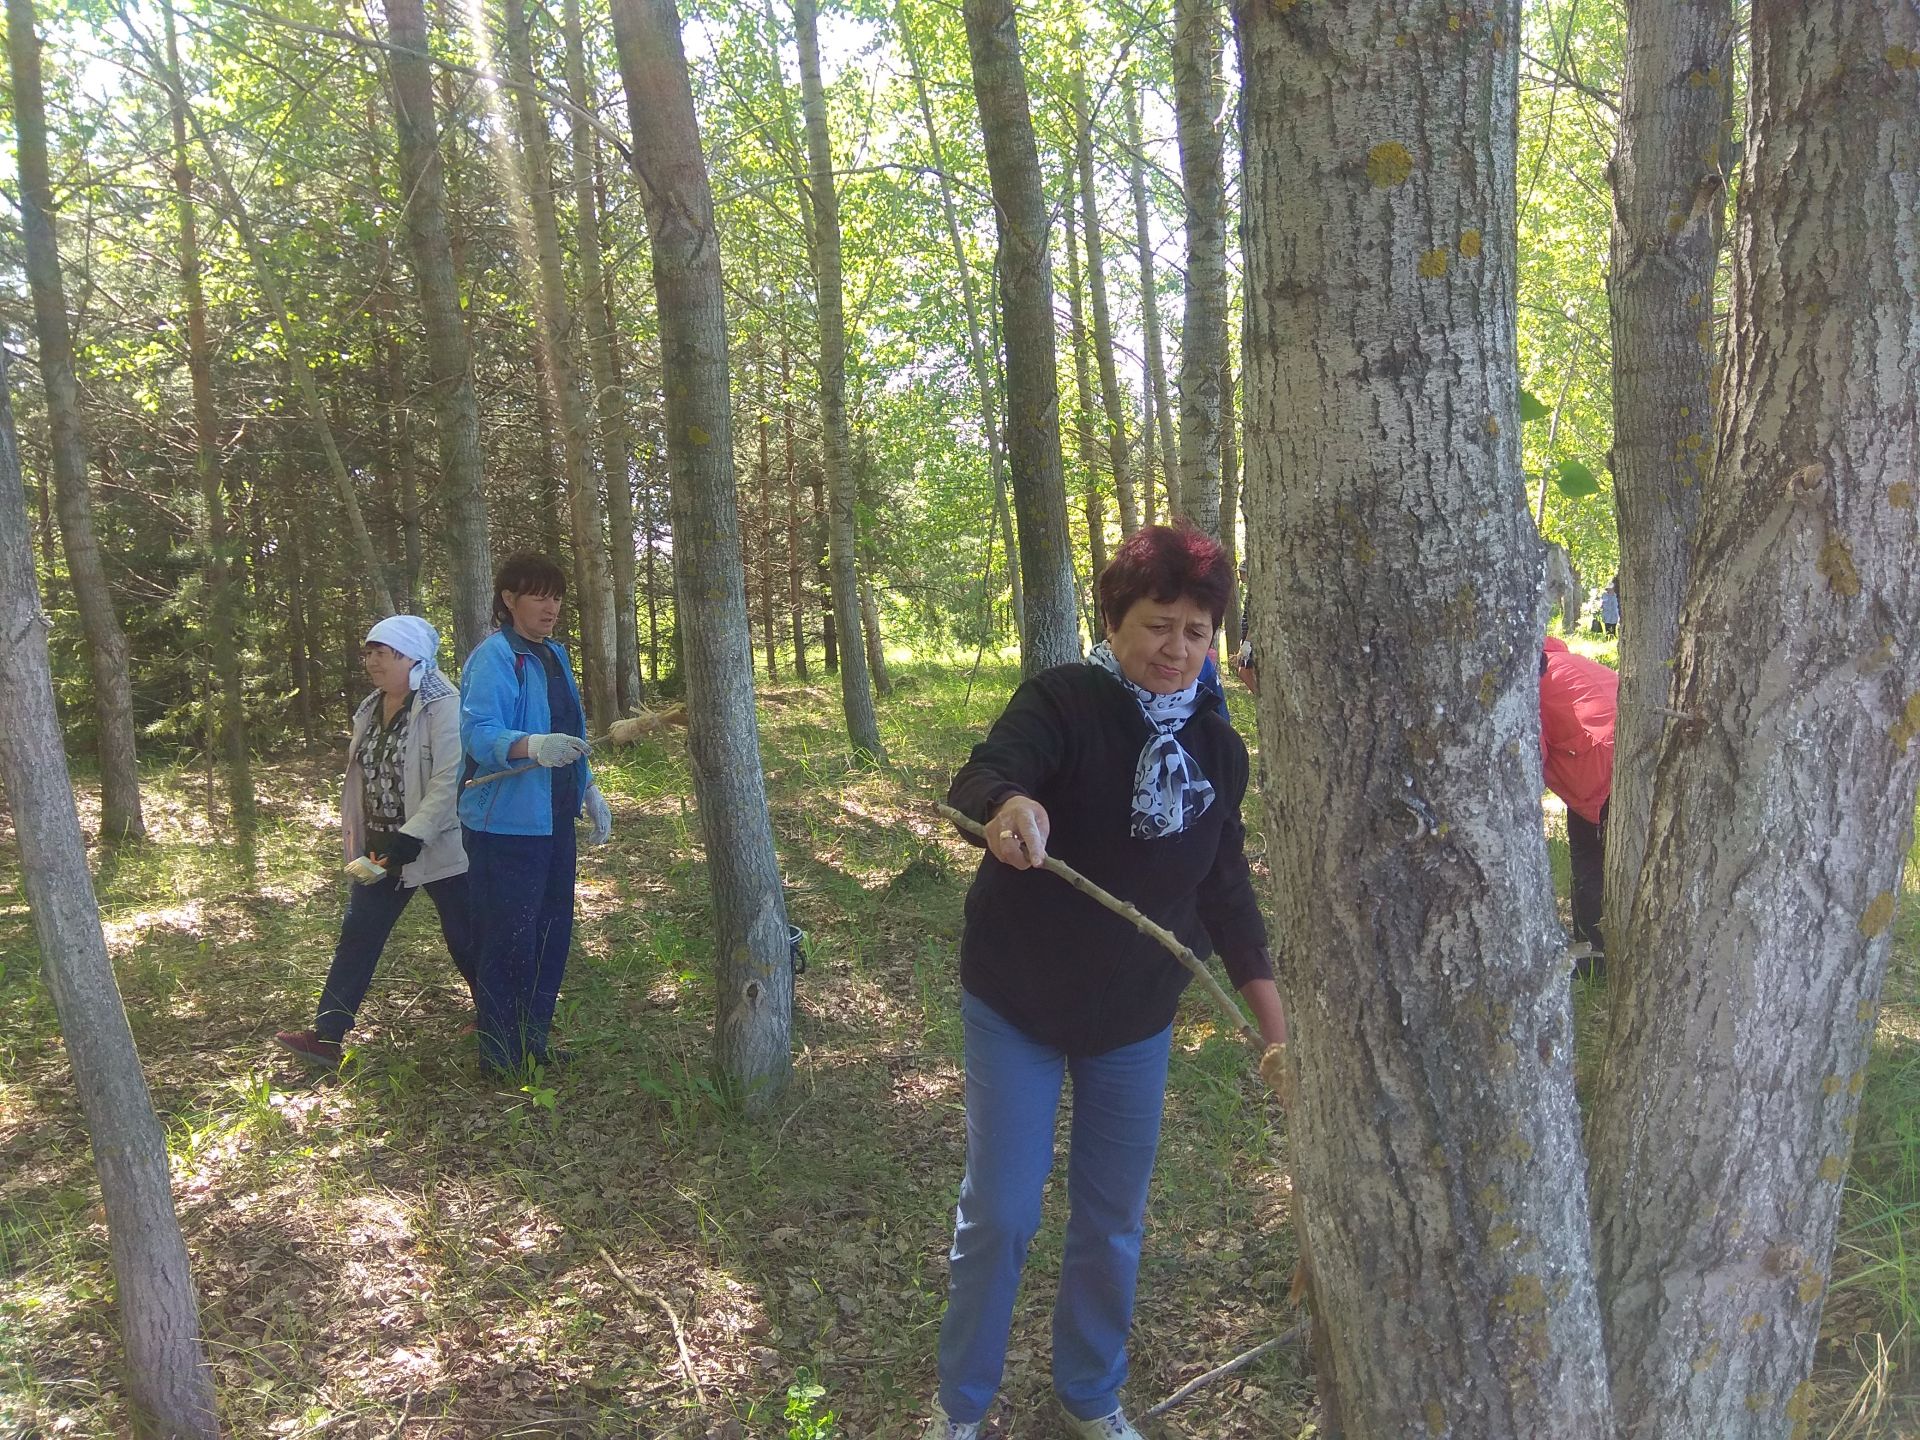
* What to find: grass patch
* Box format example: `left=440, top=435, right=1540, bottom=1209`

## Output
left=0, top=658, right=1911, bottom=1435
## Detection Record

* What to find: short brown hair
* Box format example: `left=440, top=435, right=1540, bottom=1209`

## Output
left=1096, top=525, right=1231, bottom=632
left=491, top=552, right=567, bottom=627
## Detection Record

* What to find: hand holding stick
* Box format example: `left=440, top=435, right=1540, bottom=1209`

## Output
left=936, top=802, right=1283, bottom=1083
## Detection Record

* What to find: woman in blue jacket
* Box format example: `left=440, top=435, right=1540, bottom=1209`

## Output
left=459, top=553, right=612, bottom=1073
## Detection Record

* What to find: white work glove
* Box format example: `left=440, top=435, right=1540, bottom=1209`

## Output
left=583, top=786, right=613, bottom=846
left=525, top=732, right=589, bottom=768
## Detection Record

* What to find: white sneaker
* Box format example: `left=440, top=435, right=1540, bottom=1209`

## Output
left=923, top=1398, right=981, bottom=1440
left=1061, top=1409, right=1143, bottom=1440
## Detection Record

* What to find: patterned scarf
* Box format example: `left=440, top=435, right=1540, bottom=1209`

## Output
left=1088, top=642, right=1216, bottom=839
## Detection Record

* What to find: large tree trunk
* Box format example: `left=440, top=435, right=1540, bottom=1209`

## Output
left=161, top=0, right=252, bottom=839
left=1237, top=2, right=1612, bottom=1433
left=1601, top=0, right=1733, bottom=956
left=963, top=0, right=1082, bottom=674
left=0, top=346, right=217, bottom=1439
left=1124, top=72, right=1180, bottom=527
left=502, top=0, right=619, bottom=731
left=563, top=0, right=646, bottom=714
left=610, top=0, right=794, bottom=1104
left=1074, top=66, right=1136, bottom=538
left=1172, top=0, right=1228, bottom=538
left=383, top=0, right=493, bottom=664
left=895, top=3, right=1024, bottom=644
left=1586, top=4, right=1920, bottom=1432
left=7, top=0, right=145, bottom=842
left=1063, top=184, right=1109, bottom=583
left=793, top=0, right=885, bottom=762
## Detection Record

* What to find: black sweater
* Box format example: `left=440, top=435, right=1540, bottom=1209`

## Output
left=946, top=663, right=1272, bottom=1056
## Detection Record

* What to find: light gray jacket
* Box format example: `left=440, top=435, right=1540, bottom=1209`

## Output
left=340, top=668, right=467, bottom=887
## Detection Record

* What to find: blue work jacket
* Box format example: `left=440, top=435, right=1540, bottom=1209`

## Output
left=457, top=627, right=591, bottom=836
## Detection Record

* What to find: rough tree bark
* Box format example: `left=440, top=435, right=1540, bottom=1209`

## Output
left=963, top=0, right=1082, bottom=674
left=7, top=0, right=145, bottom=841
left=1172, top=0, right=1228, bottom=538
left=1063, top=186, right=1109, bottom=582
left=1074, top=66, right=1136, bottom=537
left=1124, top=72, right=1180, bottom=526
left=1219, top=351, right=1239, bottom=654
left=502, top=0, right=619, bottom=730
left=1237, top=1, right=1612, bottom=1433
left=895, top=3, right=1024, bottom=643
left=161, top=0, right=252, bottom=838
left=1586, top=4, right=1920, bottom=1434
left=383, top=0, right=492, bottom=661
left=0, top=345, right=216, bottom=1439
left=563, top=0, right=646, bottom=713
left=610, top=0, right=795, bottom=1103
left=1601, top=0, right=1734, bottom=955
left=793, top=0, right=886, bottom=762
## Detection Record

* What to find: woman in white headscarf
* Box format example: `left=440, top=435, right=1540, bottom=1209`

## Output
left=275, top=615, right=477, bottom=1066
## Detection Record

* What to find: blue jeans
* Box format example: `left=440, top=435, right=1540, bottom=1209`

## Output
left=313, top=871, right=476, bottom=1042
left=463, top=824, right=576, bottom=1070
left=937, top=992, right=1172, bottom=1425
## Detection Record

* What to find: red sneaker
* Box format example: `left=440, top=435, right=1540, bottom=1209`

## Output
left=274, top=1029, right=343, bottom=1067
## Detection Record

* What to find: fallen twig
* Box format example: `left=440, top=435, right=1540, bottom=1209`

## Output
left=1143, top=1322, right=1308, bottom=1419
left=598, top=1245, right=706, bottom=1410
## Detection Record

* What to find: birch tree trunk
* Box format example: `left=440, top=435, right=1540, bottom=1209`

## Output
left=1064, top=188, right=1109, bottom=581
left=563, top=0, right=646, bottom=713
left=1173, top=0, right=1227, bottom=538
left=382, top=0, right=493, bottom=663
left=502, top=0, right=619, bottom=731
left=161, top=0, right=251, bottom=839
left=781, top=338, right=809, bottom=680
left=1586, top=5, right=1920, bottom=1433
left=1074, top=66, right=1136, bottom=537
left=963, top=0, right=1082, bottom=674
left=610, top=0, right=794, bottom=1104
left=793, top=0, right=885, bottom=762
left=1125, top=72, right=1180, bottom=527
left=1237, top=2, right=1612, bottom=1432
left=1602, top=0, right=1734, bottom=955
left=895, top=4, right=1024, bottom=643
left=1219, top=351, right=1240, bottom=654
left=6, top=0, right=145, bottom=842
left=0, top=344, right=217, bottom=1439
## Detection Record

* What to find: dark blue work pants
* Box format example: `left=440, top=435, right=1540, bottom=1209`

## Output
left=313, top=871, right=476, bottom=1043
left=463, top=824, right=576, bottom=1071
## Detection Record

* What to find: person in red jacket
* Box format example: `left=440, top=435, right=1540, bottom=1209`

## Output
left=1540, top=636, right=1617, bottom=976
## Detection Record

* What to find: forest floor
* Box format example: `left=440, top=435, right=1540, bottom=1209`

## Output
left=0, top=657, right=1914, bottom=1438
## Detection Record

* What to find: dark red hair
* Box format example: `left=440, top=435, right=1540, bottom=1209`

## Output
left=1097, top=525, right=1232, bottom=632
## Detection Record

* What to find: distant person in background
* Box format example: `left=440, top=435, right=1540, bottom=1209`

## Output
left=1540, top=636, right=1617, bottom=979
left=459, top=553, right=612, bottom=1074
left=275, top=616, right=475, bottom=1067
left=1600, top=576, right=1621, bottom=637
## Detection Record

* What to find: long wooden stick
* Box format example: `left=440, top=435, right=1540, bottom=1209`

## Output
left=936, top=801, right=1264, bottom=1056
left=1143, top=1322, right=1308, bottom=1419
left=462, top=761, right=539, bottom=791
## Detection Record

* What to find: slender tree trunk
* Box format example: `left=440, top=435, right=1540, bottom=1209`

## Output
left=278, top=444, right=317, bottom=751
left=1074, top=67, right=1136, bottom=537
left=642, top=446, right=660, bottom=684
left=1125, top=73, right=1181, bottom=526
left=860, top=578, right=891, bottom=694
left=895, top=3, right=1023, bottom=644
left=502, top=0, right=618, bottom=729
left=598, top=230, right=646, bottom=706
left=781, top=338, right=809, bottom=681
left=383, top=0, right=493, bottom=662
left=1601, top=0, right=1733, bottom=957
left=161, top=0, right=252, bottom=838
left=963, top=0, right=1082, bottom=674
left=7, top=0, right=145, bottom=841
left=793, top=0, right=885, bottom=761
left=0, top=346, right=216, bottom=1437
left=1063, top=185, right=1109, bottom=582
left=814, top=466, right=835, bottom=672
left=1238, top=2, right=1612, bottom=1433
left=564, top=0, right=645, bottom=713
left=755, top=349, right=779, bottom=681
left=610, top=0, right=795, bottom=1104
left=1173, top=0, right=1228, bottom=537
left=1219, top=350, right=1240, bottom=654
left=1587, top=5, right=1920, bottom=1433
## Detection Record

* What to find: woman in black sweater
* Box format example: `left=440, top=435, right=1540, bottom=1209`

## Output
left=924, top=526, right=1288, bottom=1440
